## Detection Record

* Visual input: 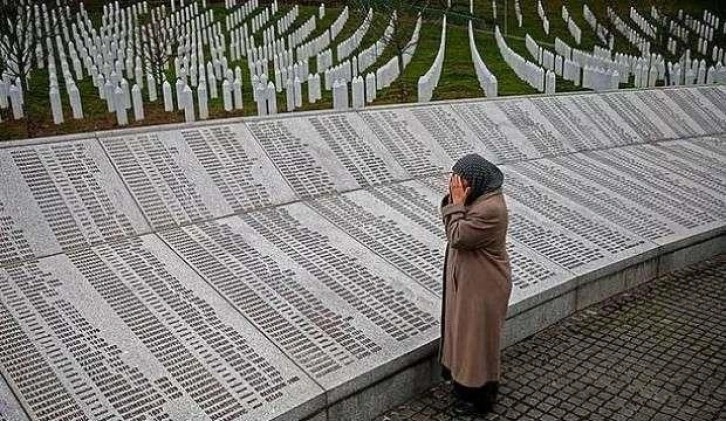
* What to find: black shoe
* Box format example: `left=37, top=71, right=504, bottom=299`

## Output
left=451, top=398, right=492, bottom=417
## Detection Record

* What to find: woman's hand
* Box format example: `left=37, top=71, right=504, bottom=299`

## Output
left=449, top=174, right=471, bottom=205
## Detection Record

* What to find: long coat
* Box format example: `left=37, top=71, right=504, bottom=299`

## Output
left=439, top=189, right=512, bottom=387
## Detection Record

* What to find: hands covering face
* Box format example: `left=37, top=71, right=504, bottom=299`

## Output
left=449, top=174, right=471, bottom=206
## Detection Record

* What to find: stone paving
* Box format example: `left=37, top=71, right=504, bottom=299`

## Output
left=376, top=255, right=726, bottom=421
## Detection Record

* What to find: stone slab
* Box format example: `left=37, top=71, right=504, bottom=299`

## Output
left=0, top=235, right=323, bottom=421
left=599, top=90, right=679, bottom=141
left=527, top=95, right=620, bottom=151
left=99, top=124, right=296, bottom=230
left=359, top=105, right=488, bottom=173
left=492, top=98, right=576, bottom=157
left=157, top=203, right=440, bottom=403
left=546, top=152, right=724, bottom=242
left=451, top=101, right=539, bottom=163
left=308, top=182, right=446, bottom=295
left=663, top=88, right=726, bottom=135
left=246, top=112, right=408, bottom=198
left=560, top=93, right=643, bottom=147
left=0, top=139, right=149, bottom=265
left=634, top=89, right=704, bottom=137
left=629, top=141, right=725, bottom=198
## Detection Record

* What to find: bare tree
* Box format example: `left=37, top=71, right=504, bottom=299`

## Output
left=140, top=2, right=175, bottom=99
left=346, top=0, right=448, bottom=102
left=0, top=0, right=78, bottom=131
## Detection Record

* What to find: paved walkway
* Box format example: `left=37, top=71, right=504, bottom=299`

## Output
left=376, top=255, right=726, bottom=421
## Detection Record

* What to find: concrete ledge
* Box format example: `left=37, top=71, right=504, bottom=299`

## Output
left=306, top=232, right=723, bottom=420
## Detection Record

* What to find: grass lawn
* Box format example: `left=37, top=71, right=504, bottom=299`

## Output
left=0, top=0, right=723, bottom=140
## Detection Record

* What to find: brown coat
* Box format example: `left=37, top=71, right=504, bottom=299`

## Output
left=439, top=189, right=512, bottom=387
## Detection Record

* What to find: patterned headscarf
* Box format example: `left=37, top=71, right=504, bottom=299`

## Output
left=452, top=154, right=504, bottom=205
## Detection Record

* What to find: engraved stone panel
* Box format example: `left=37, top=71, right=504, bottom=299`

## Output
left=0, top=236, right=321, bottom=421
left=663, top=88, right=726, bottom=134
left=599, top=91, right=678, bottom=141
left=100, top=125, right=295, bottom=229
left=247, top=113, right=408, bottom=198
left=565, top=94, right=642, bottom=147
left=360, top=105, right=488, bottom=171
left=310, top=183, right=446, bottom=295
left=451, top=102, right=539, bottom=163
left=616, top=142, right=725, bottom=199
left=158, top=205, right=439, bottom=393
left=0, top=140, right=149, bottom=264
left=494, top=99, right=575, bottom=157
left=508, top=160, right=678, bottom=242
left=548, top=152, right=723, bottom=243
left=529, top=96, right=613, bottom=151
left=635, top=90, right=703, bottom=137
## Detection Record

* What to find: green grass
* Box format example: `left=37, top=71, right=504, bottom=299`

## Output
left=1, top=0, right=723, bottom=140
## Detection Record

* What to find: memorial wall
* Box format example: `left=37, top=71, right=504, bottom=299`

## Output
left=1, top=86, right=724, bottom=421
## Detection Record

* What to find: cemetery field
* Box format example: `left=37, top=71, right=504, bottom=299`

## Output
left=0, top=0, right=724, bottom=140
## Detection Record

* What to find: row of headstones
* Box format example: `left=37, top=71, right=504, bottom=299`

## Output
left=224, top=0, right=260, bottom=31
left=679, top=9, right=723, bottom=42
left=582, top=4, right=612, bottom=47
left=495, top=26, right=552, bottom=93
left=536, top=0, right=550, bottom=35
left=607, top=7, right=651, bottom=57
left=561, top=6, right=582, bottom=46
left=276, top=4, right=299, bottom=36
left=336, top=8, right=373, bottom=62
left=330, top=6, right=350, bottom=42
left=244, top=2, right=328, bottom=71
left=629, top=6, right=655, bottom=39
left=555, top=38, right=638, bottom=84
left=357, top=12, right=396, bottom=74
left=468, top=21, right=498, bottom=97
left=417, top=15, right=447, bottom=103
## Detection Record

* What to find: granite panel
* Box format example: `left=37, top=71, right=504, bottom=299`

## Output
left=0, top=139, right=149, bottom=265
left=99, top=124, right=295, bottom=229
left=246, top=112, right=408, bottom=198
left=0, top=235, right=323, bottom=421
left=157, top=204, right=440, bottom=400
left=599, top=90, right=678, bottom=141
left=360, top=105, right=489, bottom=172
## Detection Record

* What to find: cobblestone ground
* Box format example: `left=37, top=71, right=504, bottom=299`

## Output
left=376, top=255, right=726, bottom=421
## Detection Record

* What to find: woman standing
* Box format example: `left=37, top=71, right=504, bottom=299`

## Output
left=439, top=153, right=512, bottom=416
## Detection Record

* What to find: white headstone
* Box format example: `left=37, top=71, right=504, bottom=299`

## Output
left=121, top=78, right=131, bottom=109
left=9, top=85, right=23, bottom=119
left=69, top=83, right=83, bottom=119
left=266, top=82, right=277, bottom=114
left=50, top=86, right=64, bottom=124
left=233, top=78, right=243, bottom=109
left=286, top=79, right=294, bottom=112
left=163, top=81, right=174, bottom=111
left=366, top=73, right=376, bottom=103
left=132, top=84, right=144, bottom=121
left=352, top=76, right=364, bottom=109
left=183, top=86, right=195, bottom=122
left=147, top=74, right=157, bottom=102
left=115, top=87, right=128, bottom=125
left=293, top=76, right=302, bottom=108
left=198, top=82, right=209, bottom=119
left=222, top=80, right=233, bottom=111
